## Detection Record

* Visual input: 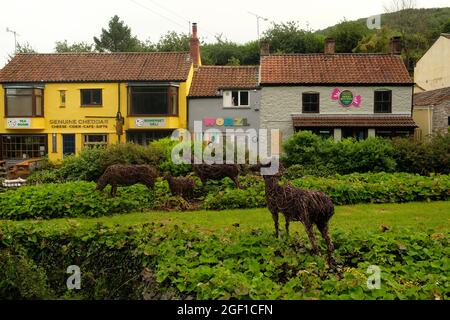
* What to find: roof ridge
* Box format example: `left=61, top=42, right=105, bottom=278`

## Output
left=264, top=53, right=397, bottom=57
left=198, top=65, right=259, bottom=69
left=15, top=51, right=190, bottom=56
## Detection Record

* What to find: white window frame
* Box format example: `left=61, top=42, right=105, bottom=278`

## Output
left=223, top=90, right=250, bottom=108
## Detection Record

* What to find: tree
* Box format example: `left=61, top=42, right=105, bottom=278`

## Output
left=442, top=19, right=450, bottom=33
left=354, top=27, right=395, bottom=53
left=262, top=21, right=324, bottom=54
left=201, top=36, right=245, bottom=65
left=327, top=20, right=369, bottom=53
left=8, top=42, right=36, bottom=61
left=156, top=31, right=190, bottom=52
left=93, top=15, right=143, bottom=52
left=16, top=42, right=36, bottom=54
left=55, top=40, right=93, bottom=53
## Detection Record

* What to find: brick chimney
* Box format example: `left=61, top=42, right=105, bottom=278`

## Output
left=324, top=38, right=335, bottom=54
left=390, top=36, right=402, bottom=55
left=190, top=23, right=201, bottom=68
left=260, top=41, right=270, bottom=56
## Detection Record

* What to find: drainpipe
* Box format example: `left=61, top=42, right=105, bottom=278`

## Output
left=116, top=82, right=124, bottom=143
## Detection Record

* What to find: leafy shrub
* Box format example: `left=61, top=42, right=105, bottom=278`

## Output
left=282, top=131, right=396, bottom=175
left=392, top=134, right=450, bottom=175
left=27, top=169, right=62, bottom=185
left=201, top=173, right=450, bottom=209
left=99, top=143, right=164, bottom=169
left=2, top=173, right=449, bottom=219
left=0, top=222, right=448, bottom=299
left=0, top=182, right=155, bottom=220
left=285, top=163, right=338, bottom=179
left=58, top=147, right=105, bottom=182
left=153, top=138, right=192, bottom=176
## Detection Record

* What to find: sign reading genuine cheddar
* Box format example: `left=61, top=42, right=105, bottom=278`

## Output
left=49, top=119, right=109, bottom=129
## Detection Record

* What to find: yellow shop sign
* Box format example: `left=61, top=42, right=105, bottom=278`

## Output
left=49, top=119, right=110, bottom=129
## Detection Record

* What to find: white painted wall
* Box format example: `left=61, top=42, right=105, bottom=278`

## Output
left=260, top=85, right=413, bottom=139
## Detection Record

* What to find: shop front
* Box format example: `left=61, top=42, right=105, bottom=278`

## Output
left=292, top=115, right=417, bottom=141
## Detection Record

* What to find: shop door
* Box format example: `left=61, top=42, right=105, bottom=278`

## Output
left=62, top=134, right=76, bottom=156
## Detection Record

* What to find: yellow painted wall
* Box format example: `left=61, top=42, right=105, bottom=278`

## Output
left=415, top=36, right=450, bottom=91
left=413, top=107, right=432, bottom=138
left=1, top=76, right=193, bottom=161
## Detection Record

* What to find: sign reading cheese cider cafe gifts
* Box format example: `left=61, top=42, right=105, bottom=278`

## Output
left=331, top=88, right=361, bottom=108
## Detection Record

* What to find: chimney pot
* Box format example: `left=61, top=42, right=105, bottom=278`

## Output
left=390, top=36, right=402, bottom=55
left=324, top=38, right=335, bottom=54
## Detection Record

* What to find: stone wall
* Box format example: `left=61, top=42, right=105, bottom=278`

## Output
left=432, top=100, right=450, bottom=133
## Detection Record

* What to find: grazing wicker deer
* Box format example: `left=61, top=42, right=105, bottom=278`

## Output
left=96, top=164, right=157, bottom=197
left=192, top=162, right=241, bottom=189
left=252, top=162, right=335, bottom=266
left=163, top=173, right=195, bottom=199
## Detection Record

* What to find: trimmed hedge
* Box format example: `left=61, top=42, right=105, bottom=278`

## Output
left=0, top=222, right=448, bottom=299
left=1, top=173, right=449, bottom=220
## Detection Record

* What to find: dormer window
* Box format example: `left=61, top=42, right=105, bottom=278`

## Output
left=224, top=90, right=250, bottom=107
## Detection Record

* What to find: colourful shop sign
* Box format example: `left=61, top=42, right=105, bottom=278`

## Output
left=203, top=118, right=249, bottom=127
left=331, top=88, right=361, bottom=108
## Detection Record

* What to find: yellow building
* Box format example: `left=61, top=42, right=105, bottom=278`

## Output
left=0, top=25, right=201, bottom=162
left=414, top=33, right=450, bottom=93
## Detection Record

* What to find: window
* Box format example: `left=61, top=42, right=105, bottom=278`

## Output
left=83, top=134, right=108, bottom=147
left=297, top=128, right=332, bottom=139
left=374, top=90, right=392, bottom=113
left=376, top=129, right=412, bottom=138
left=5, top=88, right=44, bottom=117
left=302, top=92, right=320, bottom=113
left=129, top=87, right=178, bottom=116
left=0, top=135, right=47, bottom=160
left=60, top=90, right=66, bottom=107
left=126, top=130, right=173, bottom=145
left=81, top=89, right=102, bottom=106
left=229, top=90, right=249, bottom=107
left=62, top=134, right=76, bottom=156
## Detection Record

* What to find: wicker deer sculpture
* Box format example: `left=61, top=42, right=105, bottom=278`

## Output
left=96, top=164, right=157, bottom=197
left=252, top=162, right=335, bottom=266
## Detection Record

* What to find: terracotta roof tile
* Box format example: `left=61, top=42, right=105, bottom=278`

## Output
left=189, top=66, right=259, bottom=97
left=292, top=114, right=417, bottom=127
left=261, top=54, right=413, bottom=85
left=414, top=86, right=450, bottom=106
left=0, top=52, right=192, bottom=83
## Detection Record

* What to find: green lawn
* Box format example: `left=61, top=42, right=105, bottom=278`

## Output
left=4, top=201, right=449, bottom=234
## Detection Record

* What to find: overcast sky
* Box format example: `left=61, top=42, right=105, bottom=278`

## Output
left=0, top=0, right=449, bottom=67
